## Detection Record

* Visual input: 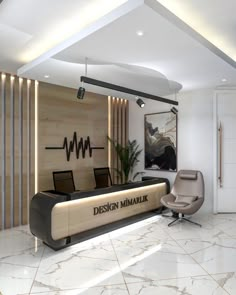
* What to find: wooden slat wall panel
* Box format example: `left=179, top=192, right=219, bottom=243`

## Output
left=0, top=75, right=109, bottom=231
left=109, top=97, right=129, bottom=184
left=0, top=73, right=35, bottom=230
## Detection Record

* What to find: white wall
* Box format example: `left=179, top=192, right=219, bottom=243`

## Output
left=178, top=89, right=214, bottom=213
left=129, top=89, right=214, bottom=213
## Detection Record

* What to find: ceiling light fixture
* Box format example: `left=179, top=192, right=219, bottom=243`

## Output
left=77, top=58, right=87, bottom=100
left=221, top=78, right=227, bottom=82
left=136, top=30, right=144, bottom=36
left=80, top=76, right=178, bottom=106
left=44, top=75, right=50, bottom=78
left=171, top=106, right=178, bottom=115
left=136, top=96, right=145, bottom=108
left=77, top=85, right=85, bottom=100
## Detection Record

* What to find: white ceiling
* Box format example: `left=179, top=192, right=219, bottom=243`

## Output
left=0, top=0, right=236, bottom=97
left=156, top=0, right=236, bottom=61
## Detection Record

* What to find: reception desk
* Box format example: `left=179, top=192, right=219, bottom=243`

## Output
left=30, top=178, right=169, bottom=250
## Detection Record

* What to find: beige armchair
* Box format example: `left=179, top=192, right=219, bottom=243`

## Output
left=161, top=170, right=204, bottom=227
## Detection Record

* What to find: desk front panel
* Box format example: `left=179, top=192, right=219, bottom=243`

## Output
left=51, top=182, right=166, bottom=240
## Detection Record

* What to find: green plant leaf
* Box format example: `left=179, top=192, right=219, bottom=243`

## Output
left=108, top=137, right=143, bottom=183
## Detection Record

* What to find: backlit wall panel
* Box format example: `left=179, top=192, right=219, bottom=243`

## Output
left=108, top=97, right=129, bottom=184
left=0, top=73, right=35, bottom=229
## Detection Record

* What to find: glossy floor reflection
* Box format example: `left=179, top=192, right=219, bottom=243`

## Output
left=1, top=214, right=236, bottom=294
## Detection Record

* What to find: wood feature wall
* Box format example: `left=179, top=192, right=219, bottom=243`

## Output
left=108, top=97, right=129, bottom=184
left=0, top=75, right=128, bottom=231
left=38, top=82, right=108, bottom=192
left=0, top=73, right=35, bottom=230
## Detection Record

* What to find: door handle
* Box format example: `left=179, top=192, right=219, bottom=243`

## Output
left=218, top=122, right=223, bottom=187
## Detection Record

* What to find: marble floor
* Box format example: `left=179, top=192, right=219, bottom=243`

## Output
left=1, top=214, right=236, bottom=295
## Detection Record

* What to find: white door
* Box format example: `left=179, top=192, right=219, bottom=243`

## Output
left=215, top=91, right=236, bottom=212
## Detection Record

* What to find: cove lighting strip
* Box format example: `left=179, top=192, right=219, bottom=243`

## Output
left=108, top=96, right=112, bottom=169
left=1, top=73, right=6, bottom=229
left=19, top=77, right=23, bottom=224
left=80, top=76, right=178, bottom=105
left=26, top=79, right=31, bottom=223
left=10, top=76, right=15, bottom=227
left=35, top=81, right=39, bottom=194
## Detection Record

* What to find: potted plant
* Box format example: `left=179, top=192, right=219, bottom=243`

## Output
left=108, top=138, right=144, bottom=184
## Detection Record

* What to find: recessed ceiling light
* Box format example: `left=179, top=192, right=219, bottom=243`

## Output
left=136, top=30, right=144, bottom=36
left=44, top=75, right=50, bottom=78
left=221, top=78, right=227, bottom=82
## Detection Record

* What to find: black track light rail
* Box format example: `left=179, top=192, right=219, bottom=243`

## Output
left=80, top=76, right=178, bottom=106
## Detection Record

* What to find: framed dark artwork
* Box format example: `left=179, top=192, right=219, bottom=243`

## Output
left=145, top=111, right=177, bottom=171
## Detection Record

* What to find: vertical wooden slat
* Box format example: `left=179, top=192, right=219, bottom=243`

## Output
left=1, top=73, right=6, bottom=229
left=34, top=81, right=39, bottom=247
left=116, top=98, right=121, bottom=183
left=119, top=98, right=122, bottom=180
left=124, top=99, right=127, bottom=143
left=125, top=99, right=129, bottom=143
left=111, top=97, right=115, bottom=183
left=120, top=99, right=123, bottom=146
left=119, top=99, right=123, bottom=181
left=26, top=79, right=31, bottom=224
left=112, top=97, right=115, bottom=182
left=116, top=98, right=120, bottom=182
left=5, top=76, right=11, bottom=228
left=108, top=96, right=112, bottom=169
left=120, top=99, right=124, bottom=148
left=18, top=77, right=23, bottom=225
left=112, top=97, right=117, bottom=183
left=117, top=98, right=120, bottom=145
left=34, top=80, right=39, bottom=195
left=10, top=76, right=15, bottom=227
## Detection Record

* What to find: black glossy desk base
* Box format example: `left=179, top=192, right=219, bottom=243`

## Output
left=30, top=178, right=169, bottom=250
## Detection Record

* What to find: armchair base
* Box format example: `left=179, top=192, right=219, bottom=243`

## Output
left=167, top=214, right=202, bottom=227
left=162, top=211, right=178, bottom=219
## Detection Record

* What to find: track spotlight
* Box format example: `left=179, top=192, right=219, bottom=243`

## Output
left=80, top=76, right=179, bottom=106
left=171, top=106, right=178, bottom=114
left=136, top=97, right=145, bottom=108
left=77, top=85, right=85, bottom=99
left=77, top=57, right=88, bottom=99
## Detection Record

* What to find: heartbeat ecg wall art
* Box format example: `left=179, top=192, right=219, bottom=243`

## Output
left=45, top=132, right=105, bottom=161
